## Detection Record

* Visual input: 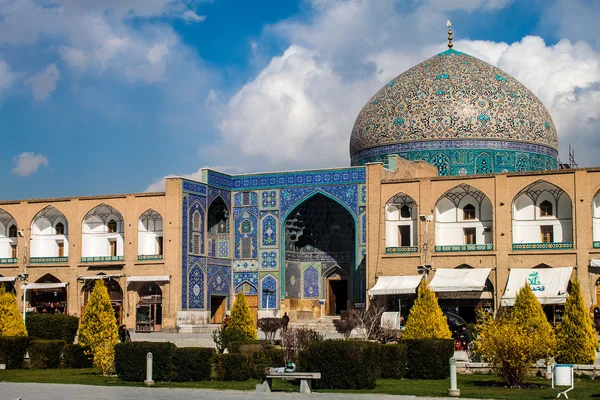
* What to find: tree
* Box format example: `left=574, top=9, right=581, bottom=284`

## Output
left=78, top=280, right=119, bottom=376
left=0, top=286, right=27, bottom=336
left=477, top=285, right=556, bottom=386
left=402, top=280, right=451, bottom=339
left=228, top=292, right=257, bottom=341
left=556, top=280, right=598, bottom=364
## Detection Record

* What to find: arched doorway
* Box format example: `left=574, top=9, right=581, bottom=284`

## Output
left=136, top=282, right=163, bottom=332
left=0, top=275, right=15, bottom=293
left=283, top=193, right=356, bottom=316
left=29, top=274, right=67, bottom=314
left=81, top=276, right=123, bottom=324
left=207, top=197, right=229, bottom=259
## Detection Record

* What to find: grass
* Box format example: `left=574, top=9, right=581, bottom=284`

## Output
left=0, top=369, right=598, bottom=399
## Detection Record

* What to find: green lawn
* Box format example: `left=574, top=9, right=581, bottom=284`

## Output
left=0, top=369, right=598, bottom=399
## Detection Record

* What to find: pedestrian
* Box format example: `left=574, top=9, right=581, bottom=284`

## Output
left=223, top=314, right=230, bottom=329
left=118, top=325, right=131, bottom=343
left=281, top=312, right=290, bottom=331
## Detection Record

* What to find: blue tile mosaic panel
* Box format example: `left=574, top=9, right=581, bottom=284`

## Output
left=285, top=262, right=301, bottom=298
left=234, top=191, right=259, bottom=207
left=260, top=251, right=278, bottom=270
left=207, top=265, right=231, bottom=308
left=183, top=180, right=207, bottom=196
left=188, top=196, right=206, bottom=255
left=206, top=170, right=233, bottom=190
left=233, top=207, right=258, bottom=259
left=261, top=275, right=277, bottom=309
left=280, top=185, right=359, bottom=217
left=233, top=260, right=258, bottom=271
left=233, top=272, right=259, bottom=295
left=303, top=265, right=319, bottom=298
left=208, top=187, right=231, bottom=210
left=261, top=191, right=278, bottom=208
left=188, top=264, right=205, bottom=309
left=261, top=214, right=277, bottom=247
left=231, top=168, right=366, bottom=190
left=218, top=240, right=229, bottom=258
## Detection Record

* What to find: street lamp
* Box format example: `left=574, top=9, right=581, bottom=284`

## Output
left=16, top=229, right=30, bottom=322
left=419, top=215, right=433, bottom=280
left=264, top=289, right=274, bottom=315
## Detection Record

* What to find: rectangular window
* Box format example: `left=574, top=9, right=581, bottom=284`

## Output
left=399, top=225, right=411, bottom=247
left=541, top=225, right=554, bottom=243
left=157, top=236, right=163, bottom=256
left=57, top=241, right=64, bottom=257
left=464, top=228, right=476, bottom=245
left=109, top=240, right=117, bottom=256
left=208, top=238, right=216, bottom=257
left=11, top=244, right=17, bottom=259
left=193, top=233, right=201, bottom=254
left=242, top=192, right=251, bottom=206
left=330, top=235, right=340, bottom=252
left=241, top=237, right=252, bottom=258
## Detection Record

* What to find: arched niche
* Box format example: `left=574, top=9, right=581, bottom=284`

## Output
left=512, top=181, right=572, bottom=246
left=81, top=204, right=124, bottom=259
left=135, top=282, right=164, bottom=332
left=0, top=208, right=18, bottom=260
left=385, top=193, right=417, bottom=249
left=30, top=206, right=69, bottom=259
left=29, top=274, right=67, bottom=314
left=138, top=209, right=163, bottom=258
left=207, top=197, right=229, bottom=258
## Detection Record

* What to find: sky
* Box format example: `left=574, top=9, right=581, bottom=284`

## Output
left=0, top=0, right=598, bottom=199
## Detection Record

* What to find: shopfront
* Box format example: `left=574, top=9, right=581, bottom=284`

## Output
left=127, top=276, right=169, bottom=333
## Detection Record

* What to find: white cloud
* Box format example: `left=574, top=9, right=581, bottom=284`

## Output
left=0, top=60, right=15, bottom=91
left=25, top=63, right=60, bottom=101
left=11, top=152, right=49, bottom=176
left=182, top=10, right=206, bottom=23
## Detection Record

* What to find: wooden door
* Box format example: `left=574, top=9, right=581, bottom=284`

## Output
left=246, top=295, right=258, bottom=325
left=327, top=280, right=336, bottom=315
left=596, top=282, right=600, bottom=305
left=210, top=296, right=226, bottom=324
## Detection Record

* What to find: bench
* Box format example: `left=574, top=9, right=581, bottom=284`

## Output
left=256, top=369, right=321, bottom=394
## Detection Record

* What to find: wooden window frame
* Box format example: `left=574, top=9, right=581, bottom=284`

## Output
left=463, top=204, right=476, bottom=220
left=55, top=222, right=65, bottom=235
left=464, top=227, right=476, bottom=245
left=541, top=225, right=554, bottom=243
left=540, top=200, right=553, bottom=217
left=107, top=220, right=117, bottom=234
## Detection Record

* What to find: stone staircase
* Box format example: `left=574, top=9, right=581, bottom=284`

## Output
left=289, top=316, right=341, bottom=333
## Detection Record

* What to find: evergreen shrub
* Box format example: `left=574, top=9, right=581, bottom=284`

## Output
left=26, top=314, right=79, bottom=344
left=298, top=340, right=379, bottom=389
left=114, top=342, right=176, bottom=382
left=170, top=347, right=214, bottom=382
left=212, top=326, right=247, bottom=353
left=404, top=339, right=454, bottom=379
left=229, top=292, right=257, bottom=341
left=0, top=286, right=27, bottom=336
left=239, top=344, right=284, bottom=379
left=213, top=353, right=250, bottom=381
left=403, top=281, right=452, bottom=339
left=378, top=342, right=408, bottom=379
left=62, top=344, right=93, bottom=368
left=0, top=336, right=28, bottom=369
left=28, top=339, right=65, bottom=369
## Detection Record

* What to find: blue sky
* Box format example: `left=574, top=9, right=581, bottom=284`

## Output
left=0, top=0, right=598, bottom=199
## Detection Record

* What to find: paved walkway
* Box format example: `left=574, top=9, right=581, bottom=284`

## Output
left=0, top=383, right=460, bottom=400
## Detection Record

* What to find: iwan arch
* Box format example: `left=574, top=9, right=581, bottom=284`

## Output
left=2, top=39, right=600, bottom=331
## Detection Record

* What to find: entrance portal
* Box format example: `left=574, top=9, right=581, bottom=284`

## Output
left=210, top=296, right=227, bottom=324
left=327, top=278, right=348, bottom=315
left=136, top=282, right=163, bottom=332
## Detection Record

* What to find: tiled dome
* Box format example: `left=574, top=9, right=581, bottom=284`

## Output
left=350, top=49, right=558, bottom=174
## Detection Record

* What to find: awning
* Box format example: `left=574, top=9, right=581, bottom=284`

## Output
left=368, top=275, right=422, bottom=296
left=23, top=282, right=68, bottom=290
left=126, top=275, right=170, bottom=283
left=501, top=267, right=573, bottom=306
left=591, top=260, right=600, bottom=267
left=0, top=276, right=17, bottom=282
left=78, top=274, right=124, bottom=280
left=430, top=268, right=492, bottom=292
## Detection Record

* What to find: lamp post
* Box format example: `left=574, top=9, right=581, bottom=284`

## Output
left=419, top=215, right=433, bottom=280
left=264, top=289, right=274, bottom=315
left=16, top=229, right=30, bottom=322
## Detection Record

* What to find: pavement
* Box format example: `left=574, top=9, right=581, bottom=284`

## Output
left=0, top=383, right=462, bottom=400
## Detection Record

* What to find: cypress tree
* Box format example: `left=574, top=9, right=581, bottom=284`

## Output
left=0, top=286, right=27, bottom=336
left=511, top=283, right=555, bottom=358
left=402, top=280, right=451, bottom=339
left=228, top=292, right=257, bottom=341
left=556, top=280, right=598, bottom=364
left=78, top=280, right=119, bottom=376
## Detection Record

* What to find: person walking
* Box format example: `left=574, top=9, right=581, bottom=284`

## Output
left=281, top=312, right=290, bottom=331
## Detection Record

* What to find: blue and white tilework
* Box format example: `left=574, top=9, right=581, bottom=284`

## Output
left=260, top=251, right=278, bottom=270
left=233, top=207, right=258, bottom=259
left=303, top=265, right=319, bottom=298
left=218, top=240, right=229, bottom=258
left=260, top=213, right=278, bottom=247
left=188, top=262, right=205, bottom=309
left=233, top=272, right=259, bottom=295
left=208, top=187, right=231, bottom=210
left=261, top=191, right=278, bottom=209
left=261, top=275, right=277, bottom=309
left=280, top=186, right=359, bottom=217
left=234, top=191, right=259, bottom=207
left=233, top=260, right=258, bottom=272
left=207, top=265, right=231, bottom=308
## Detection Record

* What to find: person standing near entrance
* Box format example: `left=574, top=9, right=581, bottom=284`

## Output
left=282, top=312, right=290, bottom=331
left=223, top=314, right=230, bottom=329
left=118, top=325, right=131, bottom=343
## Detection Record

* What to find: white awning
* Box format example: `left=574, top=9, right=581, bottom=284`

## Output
left=501, top=267, right=573, bottom=306
left=127, top=275, right=170, bottom=283
left=590, top=259, right=600, bottom=267
left=0, top=276, right=17, bottom=282
left=430, top=268, right=492, bottom=292
left=78, top=274, right=124, bottom=280
left=368, top=275, right=422, bottom=296
left=23, top=282, right=68, bottom=290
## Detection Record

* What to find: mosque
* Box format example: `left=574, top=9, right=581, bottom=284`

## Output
left=1, top=27, right=599, bottom=331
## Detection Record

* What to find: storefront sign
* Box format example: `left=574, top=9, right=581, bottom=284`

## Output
left=436, top=291, right=493, bottom=299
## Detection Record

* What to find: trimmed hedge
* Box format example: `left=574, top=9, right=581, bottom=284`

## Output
left=404, top=339, right=454, bottom=380
left=243, top=347, right=285, bottom=379
left=62, top=344, right=93, bottom=368
left=213, top=353, right=250, bottom=381
left=170, top=347, right=214, bottom=382
left=0, top=336, right=28, bottom=369
left=26, top=314, right=79, bottom=344
left=298, top=340, right=379, bottom=389
left=29, top=340, right=65, bottom=369
left=115, top=342, right=176, bottom=382
left=378, top=342, right=408, bottom=379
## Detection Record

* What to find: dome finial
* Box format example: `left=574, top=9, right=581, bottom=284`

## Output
left=447, top=20, right=453, bottom=48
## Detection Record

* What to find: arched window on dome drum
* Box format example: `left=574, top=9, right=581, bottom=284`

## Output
left=8, top=225, right=17, bottom=237
left=540, top=200, right=553, bottom=217
left=55, top=222, right=65, bottom=235
left=463, top=204, right=476, bottom=220
left=107, top=220, right=117, bottom=233
left=400, top=205, right=411, bottom=219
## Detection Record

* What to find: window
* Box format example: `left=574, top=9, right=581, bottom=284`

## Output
left=157, top=236, right=163, bottom=256
left=107, top=220, right=117, bottom=233
left=330, top=235, right=340, bottom=252
left=193, top=212, right=200, bottom=230
left=540, top=200, right=553, bottom=217
left=541, top=225, right=554, bottom=243
left=463, top=204, right=476, bottom=220
left=464, top=228, right=476, bottom=245
left=193, top=233, right=201, bottom=254
left=57, top=241, right=64, bottom=257
left=55, top=222, right=65, bottom=235
left=399, top=225, right=411, bottom=246
left=109, top=240, right=117, bottom=256
left=400, top=205, right=411, bottom=219
left=11, top=244, right=17, bottom=259
left=8, top=225, right=17, bottom=238
left=242, top=192, right=250, bottom=206
left=241, top=237, right=251, bottom=258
